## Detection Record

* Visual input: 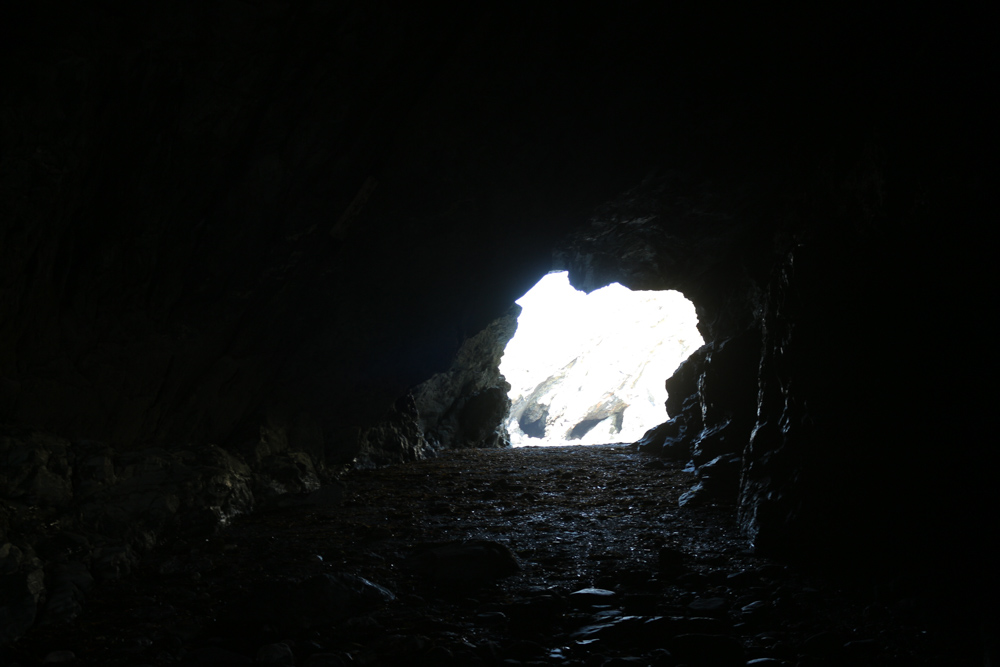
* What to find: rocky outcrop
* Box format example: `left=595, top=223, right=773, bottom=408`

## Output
left=352, top=393, right=430, bottom=468
left=0, top=426, right=336, bottom=642
left=0, top=542, right=44, bottom=643
left=508, top=365, right=630, bottom=446
left=636, top=331, right=759, bottom=505
left=412, top=307, right=520, bottom=450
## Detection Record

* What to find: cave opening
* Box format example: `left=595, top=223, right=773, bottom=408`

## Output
left=499, top=272, right=703, bottom=447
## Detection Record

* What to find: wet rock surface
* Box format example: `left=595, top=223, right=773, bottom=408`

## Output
left=4, top=445, right=956, bottom=666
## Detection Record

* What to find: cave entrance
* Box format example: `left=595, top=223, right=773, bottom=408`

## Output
left=499, top=272, right=703, bottom=447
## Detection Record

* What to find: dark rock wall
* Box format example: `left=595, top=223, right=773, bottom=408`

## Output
left=0, top=427, right=256, bottom=640
left=2, top=0, right=997, bottom=637
left=1, top=3, right=546, bottom=454
left=413, top=306, right=519, bottom=452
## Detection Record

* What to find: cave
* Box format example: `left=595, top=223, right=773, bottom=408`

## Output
left=1, top=3, right=997, bottom=665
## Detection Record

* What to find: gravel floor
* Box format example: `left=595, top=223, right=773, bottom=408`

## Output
left=5, top=444, right=960, bottom=665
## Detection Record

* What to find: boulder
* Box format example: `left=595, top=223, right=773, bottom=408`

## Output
left=404, top=540, right=520, bottom=589
left=413, top=307, right=520, bottom=450
left=240, top=573, right=395, bottom=632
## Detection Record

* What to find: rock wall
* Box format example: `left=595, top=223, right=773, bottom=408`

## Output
left=626, top=157, right=997, bottom=575
left=412, top=307, right=520, bottom=451
left=0, top=424, right=339, bottom=642
left=1, top=3, right=596, bottom=458
left=636, top=332, right=759, bottom=507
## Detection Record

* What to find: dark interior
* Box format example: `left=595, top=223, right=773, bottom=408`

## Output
left=2, top=3, right=996, bottom=664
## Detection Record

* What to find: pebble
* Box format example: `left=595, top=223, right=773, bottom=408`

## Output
left=301, top=654, right=350, bottom=667
left=688, top=596, right=728, bottom=614
left=423, top=646, right=453, bottom=663
left=256, top=642, right=294, bottom=664
left=404, top=540, right=520, bottom=588
left=669, top=633, right=745, bottom=667
left=844, top=638, right=879, bottom=655
left=676, top=571, right=708, bottom=589
left=658, top=547, right=685, bottom=576
left=503, top=639, right=545, bottom=659
left=569, top=588, right=617, bottom=606
left=186, top=645, right=253, bottom=664
left=726, top=570, right=761, bottom=587
left=506, top=595, right=566, bottom=629
left=622, top=593, right=659, bottom=614
left=649, top=615, right=728, bottom=636
left=476, top=611, right=508, bottom=625
left=802, top=630, right=844, bottom=657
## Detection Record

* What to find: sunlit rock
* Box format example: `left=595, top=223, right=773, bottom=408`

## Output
left=500, top=273, right=703, bottom=447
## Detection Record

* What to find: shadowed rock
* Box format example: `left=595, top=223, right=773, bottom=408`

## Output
left=404, top=540, right=520, bottom=589
left=236, top=573, right=394, bottom=633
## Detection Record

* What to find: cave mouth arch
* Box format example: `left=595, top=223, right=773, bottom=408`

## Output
left=499, top=272, right=703, bottom=447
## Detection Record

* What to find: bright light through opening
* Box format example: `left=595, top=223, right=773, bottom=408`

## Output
left=500, top=272, right=704, bottom=447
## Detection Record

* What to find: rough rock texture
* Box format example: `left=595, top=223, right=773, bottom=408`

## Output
left=508, top=369, right=628, bottom=446
left=352, top=393, right=430, bottom=469
left=637, top=332, right=760, bottom=505
left=0, top=426, right=333, bottom=642
left=1, top=0, right=996, bottom=648
left=412, top=307, right=520, bottom=451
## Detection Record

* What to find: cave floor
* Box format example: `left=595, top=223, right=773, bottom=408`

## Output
left=10, top=444, right=946, bottom=666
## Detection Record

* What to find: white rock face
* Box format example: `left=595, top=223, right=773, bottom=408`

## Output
left=500, top=272, right=703, bottom=447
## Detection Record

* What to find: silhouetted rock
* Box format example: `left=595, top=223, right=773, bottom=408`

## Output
left=569, top=587, right=618, bottom=607
left=414, top=308, right=519, bottom=450
left=239, top=573, right=394, bottom=633
left=255, top=642, right=295, bottom=665
left=404, top=540, right=520, bottom=588
left=668, top=633, right=745, bottom=667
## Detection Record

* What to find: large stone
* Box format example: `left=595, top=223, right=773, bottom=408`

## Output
left=0, top=566, right=45, bottom=643
left=404, top=540, right=520, bottom=588
left=668, top=634, right=745, bottom=667
left=353, top=393, right=430, bottom=468
left=240, top=573, right=395, bottom=632
left=38, top=561, right=93, bottom=626
left=0, top=432, right=74, bottom=506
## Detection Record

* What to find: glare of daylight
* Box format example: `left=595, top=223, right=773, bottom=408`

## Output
left=500, top=272, right=703, bottom=447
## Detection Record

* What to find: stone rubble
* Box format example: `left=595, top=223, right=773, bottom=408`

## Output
left=0, top=426, right=340, bottom=644
left=3, top=444, right=956, bottom=665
